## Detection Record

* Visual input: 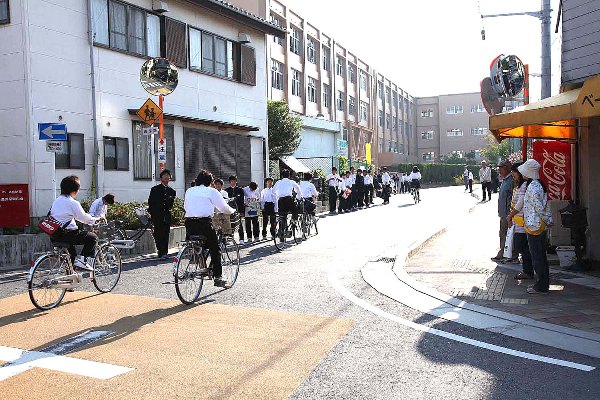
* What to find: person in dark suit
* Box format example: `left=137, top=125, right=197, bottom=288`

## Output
left=355, top=169, right=365, bottom=208
left=225, top=175, right=246, bottom=244
left=148, top=169, right=177, bottom=259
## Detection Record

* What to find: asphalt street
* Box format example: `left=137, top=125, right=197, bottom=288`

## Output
left=1, top=186, right=599, bottom=399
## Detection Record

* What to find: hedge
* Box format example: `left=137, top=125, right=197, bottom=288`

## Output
left=391, top=163, right=481, bottom=185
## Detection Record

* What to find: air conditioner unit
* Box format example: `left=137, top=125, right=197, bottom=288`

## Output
left=152, top=1, right=169, bottom=13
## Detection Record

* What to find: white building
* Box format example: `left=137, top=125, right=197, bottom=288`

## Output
left=0, top=0, right=284, bottom=219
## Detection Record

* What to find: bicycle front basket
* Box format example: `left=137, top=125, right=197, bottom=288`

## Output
left=134, top=207, right=150, bottom=226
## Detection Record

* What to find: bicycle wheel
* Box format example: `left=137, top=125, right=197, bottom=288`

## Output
left=28, top=254, right=68, bottom=310
left=92, top=243, right=122, bottom=293
left=274, top=215, right=290, bottom=251
left=174, top=245, right=204, bottom=304
left=291, top=216, right=302, bottom=244
left=312, top=215, right=319, bottom=235
left=221, top=237, right=240, bottom=288
left=301, top=214, right=310, bottom=240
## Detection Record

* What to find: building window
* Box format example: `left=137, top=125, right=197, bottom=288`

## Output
left=421, top=131, right=434, bottom=140
left=270, top=13, right=283, bottom=46
left=290, top=26, right=301, bottom=55
left=132, top=122, right=175, bottom=180
left=336, top=56, right=345, bottom=77
left=360, top=101, right=368, bottom=121
left=55, top=133, right=85, bottom=169
left=323, top=84, right=331, bottom=108
left=393, top=116, right=397, bottom=130
left=0, top=0, right=9, bottom=24
left=474, top=150, right=482, bottom=159
left=385, top=113, right=391, bottom=129
left=348, top=96, right=356, bottom=115
left=451, top=150, right=464, bottom=158
left=291, top=69, right=302, bottom=97
left=422, top=152, right=435, bottom=161
left=322, top=46, right=330, bottom=71
left=307, top=77, right=317, bottom=103
left=307, top=37, right=316, bottom=64
left=447, top=129, right=464, bottom=137
left=348, top=64, right=356, bottom=83
left=420, top=109, right=433, bottom=118
left=337, top=91, right=345, bottom=111
left=360, top=71, right=367, bottom=91
left=385, top=87, right=391, bottom=104
left=471, top=104, right=486, bottom=113
left=342, top=128, right=348, bottom=141
left=92, top=0, right=160, bottom=57
left=392, top=91, right=398, bottom=106
left=378, top=82, right=384, bottom=101
left=446, top=105, right=464, bottom=114
left=103, top=137, right=129, bottom=171
left=271, top=59, right=284, bottom=90
left=378, top=110, right=384, bottom=127
left=189, top=27, right=237, bottom=79
left=470, top=127, right=488, bottom=136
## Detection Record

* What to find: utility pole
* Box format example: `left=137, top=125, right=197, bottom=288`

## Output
left=481, top=0, right=552, bottom=99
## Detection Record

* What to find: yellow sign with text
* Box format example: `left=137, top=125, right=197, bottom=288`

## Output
left=365, top=143, right=372, bottom=165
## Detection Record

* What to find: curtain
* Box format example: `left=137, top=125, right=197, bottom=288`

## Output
left=128, top=7, right=145, bottom=55
left=202, top=32, right=214, bottom=73
left=146, top=14, right=160, bottom=57
left=109, top=1, right=127, bottom=50
left=189, top=28, right=201, bottom=69
left=133, top=122, right=152, bottom=179
left=91, top=0, right=109, bottom=45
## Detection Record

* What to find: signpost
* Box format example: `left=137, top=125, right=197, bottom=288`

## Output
left=136, top=98, right=162, bottom=126
left=38, top=123, right=67, bottom=198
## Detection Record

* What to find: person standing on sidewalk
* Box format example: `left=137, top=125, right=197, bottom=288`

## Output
left=467, top=169, right=474, bottom=193
left=479, top=160, right=492, bottom=201
left=260, top=177, right=277, bottom=239
left=507, top=163, right=533, bottom=279
left=492, top=160, right=516, bottom=262
left=364, top=170, right=374, bottom=207
left=326, top=167, right=341, bottom=214
left=518, top=159, right=553, bottom=295
left=148, top=169, right=177, bottom=259
left=463, top=166, right=470, bottom=192
left=226, top=176, right=245, bottom=244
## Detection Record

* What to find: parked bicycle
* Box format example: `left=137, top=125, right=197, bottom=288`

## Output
left=299, top=199, right=319, bottom=239
left=27, top=224, right=122, bottom=310
left=273, top=201, right=302, bottom=251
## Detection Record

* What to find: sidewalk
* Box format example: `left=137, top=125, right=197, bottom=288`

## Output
left=405, top=196, right=600, bottom=335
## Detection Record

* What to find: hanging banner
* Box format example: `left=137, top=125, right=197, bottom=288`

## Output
left=365, top=143, right=372, bottom=165
left=533, top=141, right=572, bottom=201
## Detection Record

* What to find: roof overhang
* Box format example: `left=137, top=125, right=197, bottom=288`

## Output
left=188, top=0, right=287, bottom=38
left=128, top=109, right=260, bottom=131
left=279, top=156, right=310, bottom=173
left=489, top=74, right=600, bottom=142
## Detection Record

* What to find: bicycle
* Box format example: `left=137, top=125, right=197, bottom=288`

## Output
left=299, top=199, right=319, bottom=240
left=27, top=226, right=122, bottom=310
left=410, top=186, right=421, bottom=204
left=213, top=211, right=241, bottom=288
left=273, top=201, right=301, bottom=251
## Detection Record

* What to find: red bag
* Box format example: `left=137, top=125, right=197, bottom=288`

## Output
left=38, top=216, right=63, bottom=237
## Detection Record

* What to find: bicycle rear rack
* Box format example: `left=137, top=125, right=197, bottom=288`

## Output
left=111, top=239, right=136, bottom=249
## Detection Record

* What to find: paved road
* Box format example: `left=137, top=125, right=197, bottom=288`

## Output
left=1, top=187, right=599, bottom=399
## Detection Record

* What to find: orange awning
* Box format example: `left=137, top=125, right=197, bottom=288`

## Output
left=489, top=74, right=600, bottom=141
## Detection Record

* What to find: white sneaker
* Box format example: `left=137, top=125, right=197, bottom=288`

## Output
left=74, top=256, right=93, bottom=271
left=239, top=239, right=245, bottom=244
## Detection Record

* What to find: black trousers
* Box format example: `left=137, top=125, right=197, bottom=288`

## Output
left=185, top=218, right=221, bottom=277
left=355, top=186, right=364, bottom=207
left=481, top=182, right=492, bottom=201
left=262, top=202, right=276, bottom=236
left=527, top=231, right=549, bottom=292
left=338, top=192, right=350, bottom=211
left=468, top=179, right=473, bottom=193
left=152, top=217, right=171, bottom=256
left=383, top=185, right=391, bottom=203
left=278, top=196, right=298, bottom=219
left=245, top=216, right=259, bottom=239
left=53, top=229, right=98, bottom=261
left=364, top=184, right=373, bottom=205
left=328, top=186, right=338, bottom=212
left=513, top=232, right=533, bottom=275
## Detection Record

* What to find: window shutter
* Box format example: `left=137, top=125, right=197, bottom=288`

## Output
left=235, top=136, right=252, bottom=186
left=183, top=128, right=203, bottom=189
left=220, top=135, right=237, bottom=180
left=204, top=133, right=221, bottom=178
left=165, top=18, right=187, bottom=68
left=240, top=45, right=256, bottom=86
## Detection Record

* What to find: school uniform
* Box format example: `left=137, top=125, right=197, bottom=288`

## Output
left=243, top=187, right=261, bottom=240
left=364, top=175, right=374, bottom=206
left=381, top=172, right=392, bottom=204
left=225, top=185, right=245, bottom=241
left=326, top=173, right=341, bottom=213
left=349, top=173, right=357, bottom=208
left=261, top=187, right=278, bottom=238
left=148, top=183, right=176, bottom=257
left=299, top=180, right=319, bottom=214
left=355, top=174, right=365, bottom=208
left=273, top=178, right=301, bottom=220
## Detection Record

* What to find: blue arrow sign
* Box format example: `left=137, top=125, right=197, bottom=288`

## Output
left=38, top=123, right=67, bottom=141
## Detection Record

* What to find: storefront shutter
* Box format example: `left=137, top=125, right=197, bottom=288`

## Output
left=236, top=136, right=252, bottom=186
left=183, top=129, right=203, bottom=188
left=220, top=135, right=237, bottom=180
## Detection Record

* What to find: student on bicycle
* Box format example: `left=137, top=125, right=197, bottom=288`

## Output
left=88, top=193, right=115, bottom=220
left=408, top=166, right=422, bottom=200
left=298, top=173, right=319, bottom=216
left=184, top=170, right=236, bottom=287
left=50, top=175, right=101, bottom=271
left=273, top=169, right=301, bottom=221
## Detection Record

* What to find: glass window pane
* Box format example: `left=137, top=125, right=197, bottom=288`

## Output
left=215, top=38, right=226, bottom=76
left=202, top=33, right=214, bottom=73
left=104, top=137, right=116, bottom=170
left=70, top=134, right=85, bottom=169
left=109, top=1, right=127, bottom=50
left=226, top=41, right=234, bottom=78
left=55, top=140, right=69, bottom=169
left=128, top=7, right=145, bottom=55
left=189, top=28, right=201, bottom=69
left=146, top=13, right=160, bottom=57
left=133, top=122, right=152, bottom=179
left=92, top=0, right=109, bottom=45
left=116, top=138, right=129, bottom=170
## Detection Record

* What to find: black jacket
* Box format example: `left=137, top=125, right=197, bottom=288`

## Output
left=148, top=184, right=176, bottom=223
left=355, top=174, right=365, bottom=188
left=225, top=186, right=245, bottom=212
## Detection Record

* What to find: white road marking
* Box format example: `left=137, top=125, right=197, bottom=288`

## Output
left=0, top=336, right=133, bottom=382
left=328, top=267, right=596, bottom=372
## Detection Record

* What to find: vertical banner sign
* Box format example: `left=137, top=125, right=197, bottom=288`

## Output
left=365, top=143, right=372, bottom=165
left=0, top=184, right=30, bottom=227
left=533, top=141, right=572, bottom=201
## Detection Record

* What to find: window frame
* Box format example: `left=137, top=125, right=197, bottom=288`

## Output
left=336, top=91, right=345, bottom=112
left=420, top=109, right=433, bottom=118
left=290, top=26, right=301, bottom=55
left=323, top=84, right=331, bottom=108
left=188, top=26, right=238, bottom=80
left=270, top=13, right=283, bottom=46
left=336, top=56, right=345, bottom=77
left=348, top=64, right=356, bottom=83
left=55, top=133, right=85, bottom=170
left=359, top=71, right=367, bottom=91
left=470, top=127, right=488, bottom=136
left=378, top=110, right=384, bottom=127
left=322, top=46, right=330, bottom=71
left=132, top=121, right=176, bottom=181
left=0, top=0, right=10, bottom=24
left=291, top=69, right=302, bottom=97
left=446, top=105, right=464, bottom=114
left=271, top=59, right=284, bottom=90
left=103, top=136, right=129, bottom=171
left=306, top=37, right=316, bottom=64
left=447, top=129, right=464, bottom=137
left=471, top=104, right=486, bottom=113
left=421, top=131, right=434, bottom=140
left=422, top=152, right=435, bottom=161
left=359, top=101, right=368, bottom=121
left=307, top=77, right=317, bottom=103
left=348, top=95, right=356, bottom=115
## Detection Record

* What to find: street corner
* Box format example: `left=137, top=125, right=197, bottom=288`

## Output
left=0, top=292, right=354, bottom=399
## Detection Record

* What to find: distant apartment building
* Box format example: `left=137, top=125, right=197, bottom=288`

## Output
left=0, top=0, right=284, bottom=219
left=416, top=93, right=490, bottom=163
left=267, top=0, right=417, bottom=168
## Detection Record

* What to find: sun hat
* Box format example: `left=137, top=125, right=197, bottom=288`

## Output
left=518, top=159, right=541, bottom=180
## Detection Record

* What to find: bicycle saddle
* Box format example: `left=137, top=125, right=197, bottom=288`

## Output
left=51, top=242, right=71, bottom=248
left=189, top=235, right=207, bottom=242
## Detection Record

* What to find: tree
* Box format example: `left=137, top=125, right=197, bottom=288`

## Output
left=445, top=152, right=466, bottom=165
left=479, top=134, right=512, bottom=164
left=268, top=100, right=302, bottom=159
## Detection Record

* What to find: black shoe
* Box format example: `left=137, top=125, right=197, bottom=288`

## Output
left=214, top=277, right=226, bottom=287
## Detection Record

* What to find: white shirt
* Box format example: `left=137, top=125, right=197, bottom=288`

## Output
left=89, top=197, right=107, bottom=218
left=468, top=171, right=474, bottom=180
left=364, top=175, right=373, bottom=185
left=408, top=172, right=422, bottom=180
left=261, top=187, right=278, bottom=211
left=326, top=173, right=341, bottom=188
left=50, top=195, right=96, bottom=230
left=184, top=185, right=235, bottom=218
left=219, top=189, right=229, bottom=199
left=479, top=166, right=492, bottom=183
left=273, top=178, right=301, bottom=198
left=349, top=173, right=356, bottom=185
left=381, top=172, right=391, bottom=184
left=299, top=181, right=319, bottom=199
